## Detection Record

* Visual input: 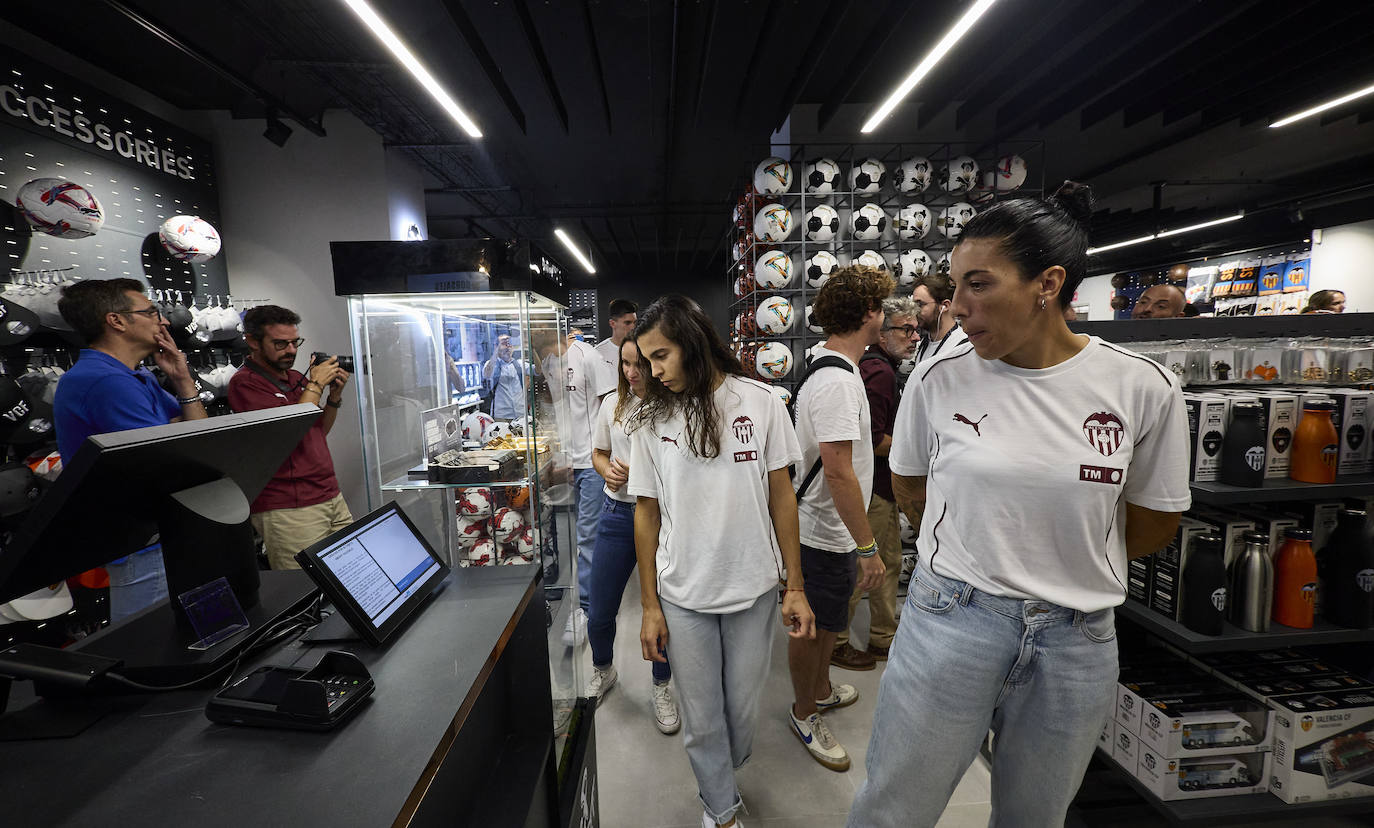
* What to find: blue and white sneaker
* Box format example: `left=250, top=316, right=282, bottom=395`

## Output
left=788, top=707, right=850, bottom=771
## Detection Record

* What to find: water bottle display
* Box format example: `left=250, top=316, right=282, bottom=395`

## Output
left=1179, top=534, right=1227, bottom=635
left=1290, top=399, right=1338, bottom=484
left=1229, top=530, right=1273, bottom=633
left=1321, top=510, right=1374, bottom=630
left=1273, top=527, right=1319, bottom=628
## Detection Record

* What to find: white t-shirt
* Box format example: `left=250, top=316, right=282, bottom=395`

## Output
left=594, top=393, right=641, bottom=504
left=793, top=346, right=873, bottom=553
left=543, top=340, right=616, bottom=469
left=889, top=336, right=1191, bottom=612
left=916, top=323, right=969, bottom=364
left=627, top=375, right=803, bottom=613
left=592, top=337, right=621, bottom=397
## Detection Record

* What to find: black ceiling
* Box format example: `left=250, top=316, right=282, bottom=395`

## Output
left=5, top=0, right=1374, bottom=282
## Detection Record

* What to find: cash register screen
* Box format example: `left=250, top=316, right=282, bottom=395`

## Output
left=296, top=502, right=449, bottom=645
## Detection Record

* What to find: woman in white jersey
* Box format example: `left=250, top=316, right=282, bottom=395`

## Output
left=849, top=183, right=1191, bottom=828
left=584, top=338, right=681, bottom=735
left=628, top=295, right=815, bottom=828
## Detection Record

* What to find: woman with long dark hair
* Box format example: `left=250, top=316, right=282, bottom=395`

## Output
left=627, top=294, right=815, bottom=828
left=850, top=183, right=1191, bottom=827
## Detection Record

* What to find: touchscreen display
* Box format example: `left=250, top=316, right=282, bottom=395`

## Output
left=314, top=509, right=444, bottom=630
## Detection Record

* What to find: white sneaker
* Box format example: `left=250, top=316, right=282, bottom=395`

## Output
left=587, top=665, right=617, bottom=705
left=789, top=707, right=850, bottom=771
left=562, top=607, right=587, bottom=647
left=652, top=681, right=680, bottom=734
left=815, top=682, right=859, bottom=711
left=701, top=812, right=743, bottom=828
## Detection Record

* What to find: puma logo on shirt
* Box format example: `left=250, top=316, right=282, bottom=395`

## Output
left=660, top=436, right=679, bottom=447
left=953, top=413, right=988, bottom=436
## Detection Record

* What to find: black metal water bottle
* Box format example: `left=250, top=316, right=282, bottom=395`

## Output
left=1322, top=509, right=1374, bottom=629
left=1220, top=401, right=1266, bottom=487
left=1180, top=534, right=1227, bottom=635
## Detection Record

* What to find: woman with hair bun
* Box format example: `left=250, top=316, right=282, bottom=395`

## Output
left=850, top=183, right=1192, bottom=827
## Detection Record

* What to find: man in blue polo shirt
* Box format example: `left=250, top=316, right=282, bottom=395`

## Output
left=54, top=278, right=207, bottom=621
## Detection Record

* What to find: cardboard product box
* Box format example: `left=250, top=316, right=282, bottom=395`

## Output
left=1217, top=661, right=1344, bottom=692
left=1116, top=670, right=1219, bottom=734
left=1253, top=392, right=1299, bottom=479
left=1114, top=719, right=1142, bottom=769
left=1139, top=692, right=1273, bottom=757
left=1192, top=648, right=1312, bottom=675
left=1147, top=517, right=1215, bottom=621
left=1127, top=555, right=1152, bottom=604
left=1270, top=689, right=1374, bottom=804
left=1329, top=390, right=1371, bottom=475
left=1235, top=673, right=1374, bottom=704
left=1187, top=508, right=1255, bottom=569
left=1185, top=395, right=1229, bottom=482
left=1135, top=746, right=1270, bottom=801
left=1226, top=506, right=1300, bottom=561
left=1275, top=501, right=1345, bottom=555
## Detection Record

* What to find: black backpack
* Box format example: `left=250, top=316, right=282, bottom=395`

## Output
left=787, top=355, right=860, bottom=501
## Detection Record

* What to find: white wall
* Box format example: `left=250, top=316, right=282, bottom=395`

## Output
left=1311, top=219, right=1374, bottom=313
left=207, top=110, right=394, bottom=514
left=1073, top=273, right=1117, bottom=321
left=385, top=149, right=428, bottom=241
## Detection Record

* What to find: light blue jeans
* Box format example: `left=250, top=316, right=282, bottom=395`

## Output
left=661, top=591, right=775, bottom=825
left=572, top=467, right=606, bottom=612
left=106, top=546, right=169, bottom=624
left=848, top=561, right=1117, bottom=828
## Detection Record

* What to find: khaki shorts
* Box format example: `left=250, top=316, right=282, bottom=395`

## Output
left=251, top=493, right=354, bottom=570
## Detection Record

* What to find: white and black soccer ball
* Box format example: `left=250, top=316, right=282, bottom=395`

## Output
left=486, top=421, right=515, bottom=442
left=895, top=157, right=933, bottom=194
left=941, top=155, right=980, bottom=194
left=850, top=203, right=888, bottom=241
left=938, top=202, right=977, bottom=239
left=804, top=204, right=840, bottom=242
left=754, top=250, right=793, bottom=288
left=849, top=157, right=887, bottom=194
left=899, top=513, right=917, bottom=548
left=898, top=249, right=932, bottom=283
left=896, top=203, right=933, bottom=240
left=856, top=249, right=888, bottom=271
left=753, top=156, right=793, bottom=194
left=755, top=295, right=794, bottom=335
left=805, top=304, right=824, bottom=334
left=158, top=215, right=221, bottom=263
left=753, top=202, right=792, bottom=242
left=755, top=342, right=793, bottom=380
left=16, top=178, right=104, bottom=239
left=804, top=157, right=841, bottom=194
left=937, top=251, right=952, bottom=277
left=993, top=154, right=1027, bottom=190
left=806, top=250, right=839, bottom=289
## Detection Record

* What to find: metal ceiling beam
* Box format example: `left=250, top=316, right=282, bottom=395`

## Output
left=771, top=0, right=851, bottom=133
left=689, top=0, right=719, bottom=129
left=815, top=0, right=911, bottom=134
left=602, top=216, right=630, bottom=272
left=732, top=0, right=784, bottom=123
left=100, top=0, right=326, bottom=136
left=513, top=0, right=570, bottom=133
left=581, top=0, right=614, bottom=133
left=440, top=0, right=527, bottom=134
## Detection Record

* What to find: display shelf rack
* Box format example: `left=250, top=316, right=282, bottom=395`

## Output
left=1070, top=312, right=1374, bottom=343
left=1191, top=474, right=1374, bottom=504
left=1117, top=600, right=1374, bottom=654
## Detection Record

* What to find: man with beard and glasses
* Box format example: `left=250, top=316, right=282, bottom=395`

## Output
left=912, top=273, right=968, bottom=364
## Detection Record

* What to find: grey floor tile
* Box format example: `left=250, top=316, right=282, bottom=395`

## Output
left=933, top=802, right=994, bottom=828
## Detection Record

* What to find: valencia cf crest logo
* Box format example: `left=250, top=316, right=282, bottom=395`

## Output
left=1301, top=715, right=1314, bottom=732
left=1083, top=412, right=1125, bottom=456
left=732, top=415, right=755, bottom=443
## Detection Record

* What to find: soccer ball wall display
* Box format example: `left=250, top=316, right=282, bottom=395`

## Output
left=806, top=250, right=838, bottom=288
left=755, top=342, right=793, bottom=380
left=941, top=156, right=980, bottom=194
left=753, top=156, right=792, bottom=194
left=754, top=250, right=793, bottom=288
left=850, top=203, right=888, bottom=241
left=856, top=250, right=888, bottom=271
left=804, top=204, right=840, bottom=242
left=895, top=157, right=933, bottom=193
left=898, top=249, right=932, bottom=282
left=753, top=203, right=792, bottom=242
left=755, top=295, right=793, bottom=334
left=895, top=203, right=933, bottom=240
left=939, top=203, right=976, bottom=239
left=462, top=411, right=495, bottom=442
left=158, top=215, right=221, bottom=263
left=849, top=157, right=887, bottom=194
left=805, top=304, right=823, bottom=334
left=804, top=157, right=841, bottom=194
left=16, top=178, right=105, bottom=238
left=992, top=154, right=1027, bottom=190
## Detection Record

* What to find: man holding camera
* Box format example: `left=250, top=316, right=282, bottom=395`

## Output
left=227, top=304, right=353, bottom=570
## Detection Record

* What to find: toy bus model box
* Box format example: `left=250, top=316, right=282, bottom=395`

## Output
left=1139, top=692, right=1272, bottom=758
left=1112, top=719, right=1141, bottom=770
left=1234, top=673, right=1374, bottom=704
left=1270, top=689, right=1374, bottom=803
left=1135, top=746, right=1270, bottom=801
left=1116, top=669, right=1220, bottom=735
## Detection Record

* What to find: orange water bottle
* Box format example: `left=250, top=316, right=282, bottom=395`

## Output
left=1290, top=400, right=1338, bottom=484
left=1272, top=527, right=1318, bottom=628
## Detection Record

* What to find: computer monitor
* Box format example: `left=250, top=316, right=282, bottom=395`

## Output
left=0, top=404, right=321, bottom=611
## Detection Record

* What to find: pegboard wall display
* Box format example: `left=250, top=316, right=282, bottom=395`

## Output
left=568, top=288, right=598, bottom=342
left=0, top=51, right=228, bottom=298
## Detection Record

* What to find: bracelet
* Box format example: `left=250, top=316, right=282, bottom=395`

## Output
left=176, top=394, right=201, bottom=406
left=782, top=587, right=806, bottom=593
left=326, top=398, right=342, bottom=408
left=856, top=541, right=878, bottom=558
left=305, top=381, right=323, bottom=393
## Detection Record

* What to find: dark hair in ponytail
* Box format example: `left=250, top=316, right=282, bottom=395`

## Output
left=956, top=180, right=1094, bottom=308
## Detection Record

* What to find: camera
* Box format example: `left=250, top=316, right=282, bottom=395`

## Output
left=312, top=352, right=355, bottom=373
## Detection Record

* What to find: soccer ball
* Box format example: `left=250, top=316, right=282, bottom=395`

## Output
left=971, top=176, right=996, bottom=204
left=770, top=385, right=792, bottom=406
left=895, top=157, right=933, bottom=194
left=805, top=304, right=823, bottom=334
left=755, top=295, right=793, bottom=335
left=804, top=204, right=840, bottom=242
left=455, top=515, right=489, bottom=549
left=937, top=251, right=952, bottom=277
left=806, top=250, right=838, bottom=289
left=899, top=513, right=917, bottom=548
left=856, top=250, right=888, bottom=271
left=486, top=421, right=515, bottom=443
left=938, top=203, right=977, bottom=239
left=16, top=178, right=104, bottom=238
left=492, top=507, right=527, bottom=545
left=850, top=203, right=888, bottom=241
left=898, top=249, right=932, bottom=282
left=738, top=342, right=758, bottom=375
left=753, top=203, right=792, bottom=242
left=755, top=342, right=793, bottom=380
left=158, top=215, right=221, bottom=263
left=992, top=154, right=1027, bottom=190
left=506, top=485, right=531, bottom=509
left=849, top=157, right=887, bottom=194
left=466, top=538, right=497, bottom=566
left=754, top=250, right=793, bottom=288
left=462, top=411, right=495, bottom=442
left=804, top=157, right=841, bottom=194
left=753, top=156, right=792, bottom=194
left=941, top=156, right=980, bottom=194
left=513, top=525, right=536, bottom=555
left=456, top=487, right=494, bottom=517
left=735, top=311, right=757, bottom=338
left=896, top=203, right=932, bottom=240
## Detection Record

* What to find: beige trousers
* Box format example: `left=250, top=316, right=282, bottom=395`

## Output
left=837, top=493, right=903, bottom=649
left=251, top=493, right=354, bottom=571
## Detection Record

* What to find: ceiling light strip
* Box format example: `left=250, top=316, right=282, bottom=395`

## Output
left=860, top=0, right=999, bottom=133
left=554, top=228, right=596, bottom=274
left=1269, top=82, right=1374, bottom=128
left=340, top=0, right=483, bottom=138
left=1086, top=213, right=1244, bottom=256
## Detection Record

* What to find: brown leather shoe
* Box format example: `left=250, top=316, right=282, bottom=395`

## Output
left=830, top=642, right=876, bottom=671
left=868, top=643, right=890, bottom=661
